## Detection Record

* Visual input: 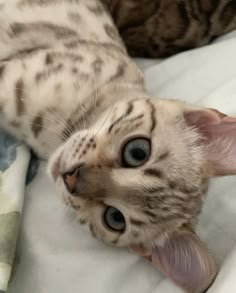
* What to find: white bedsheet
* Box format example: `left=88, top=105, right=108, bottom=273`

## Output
left=8, top=31, right=236, bottom=293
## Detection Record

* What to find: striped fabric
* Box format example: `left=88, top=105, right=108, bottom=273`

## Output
left=0, top=130, right=31, bottom=292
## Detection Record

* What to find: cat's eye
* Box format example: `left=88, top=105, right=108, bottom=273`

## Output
left=122, top=138, right=151, bottom=167
left=104, top=206, right=126, bottom=232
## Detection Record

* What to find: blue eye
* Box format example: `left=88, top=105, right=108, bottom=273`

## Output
left=122, top=138, right=151, bottom=167
left=104, top=206, right=126, bottom=232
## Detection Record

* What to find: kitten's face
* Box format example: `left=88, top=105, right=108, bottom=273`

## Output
left=48, top=98, right=207, bottom=248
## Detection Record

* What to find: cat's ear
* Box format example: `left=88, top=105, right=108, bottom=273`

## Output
left=131, top=229, right=218, bottom=293
left=184, top=107, right=236, bottom=176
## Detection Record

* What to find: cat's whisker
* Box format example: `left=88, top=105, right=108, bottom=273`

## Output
left=94, top=105, right=115, bottom=137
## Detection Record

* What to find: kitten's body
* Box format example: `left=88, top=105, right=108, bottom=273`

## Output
left=102, top=0, right=236, bottom=57
left=0, top=0, right=144, bottom=157
left=1, top=1, right=236, bottom=292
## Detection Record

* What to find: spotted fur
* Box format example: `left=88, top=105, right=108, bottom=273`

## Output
left=102, top=0, right=236, bottom=57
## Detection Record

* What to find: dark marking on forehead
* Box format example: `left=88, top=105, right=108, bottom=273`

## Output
left=146, top=100, right=156, bottom=133
left=15, top=78, right=25, bottom=116
left=32, top=115, right=43, bottom=138
left=108, top=101, right=134, bottom=134
left=113, top=114, right=144, bottom=135
left=144, top=168, right=163, bottom=178
left=130, top=218, right=146, bottom=226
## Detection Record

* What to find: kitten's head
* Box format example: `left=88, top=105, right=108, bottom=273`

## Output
left=48, top=97, right=236, bottom=292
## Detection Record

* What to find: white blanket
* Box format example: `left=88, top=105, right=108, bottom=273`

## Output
left=8, top=31, right=236, bottom=293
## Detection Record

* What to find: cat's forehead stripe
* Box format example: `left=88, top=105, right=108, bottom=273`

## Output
left=146, top=100, right=156, bottom=133
left=108, top=101, right=134, bottom=133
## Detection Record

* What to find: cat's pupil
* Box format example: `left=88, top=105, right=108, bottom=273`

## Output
left=130, top=148, right=146, bottom=161
left=112, top=210, right=124, bottom=223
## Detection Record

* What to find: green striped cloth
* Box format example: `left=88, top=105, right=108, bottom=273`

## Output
left=0, top=130, right=37, bottom=292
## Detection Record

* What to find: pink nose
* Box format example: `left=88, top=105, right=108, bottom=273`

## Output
left=62, top=167, right=80, bottom=194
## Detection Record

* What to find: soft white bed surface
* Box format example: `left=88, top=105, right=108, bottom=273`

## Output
left=9, top=32, right=236, bottom=293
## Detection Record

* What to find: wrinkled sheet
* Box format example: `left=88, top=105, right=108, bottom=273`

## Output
left=0, top=132, right=30, bottom=292
left=8, top=31, right=236, bottom=293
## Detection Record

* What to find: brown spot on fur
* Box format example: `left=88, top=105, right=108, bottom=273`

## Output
left=35, top=63, right=64, bottom=83
left=109, top=63, right=126, bottom=82
left=15, top=79, right=25, bottom=116
left=144, top=168, right=163, bottom=178
left=92, top=57, right=104, bottom=74
left=72, top=67, right=78, bottom=75
left=104, top=24, right=120, bottom=41
left=169, top=181, right=177, bottom=189
left=45, top=53, right=53, bottom=65
left=10, top=21, right=78, bottom=40
left=2, top=46, right=48, bottom=62
left=0, top=65, right=5, bottom=79
left=32, top=115, right=43, bottom=138
left=64, top=40, right=79, bottom=49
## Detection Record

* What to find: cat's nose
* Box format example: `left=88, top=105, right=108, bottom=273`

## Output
left=62, top=167, right=80, bottom=194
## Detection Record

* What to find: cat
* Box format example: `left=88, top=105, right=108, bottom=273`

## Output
left=101, top=0, right=236, bottom=57
left=0, top=1, right=236, bottom=292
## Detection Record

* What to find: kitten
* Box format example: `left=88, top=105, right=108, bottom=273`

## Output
left=101, top=0, right=236, bottom=57
left=0, top=1, right=236, bottom=292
